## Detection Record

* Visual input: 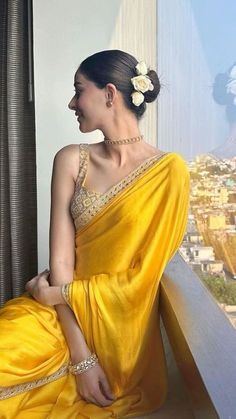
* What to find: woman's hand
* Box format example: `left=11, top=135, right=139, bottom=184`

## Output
left=25, top=270, right=51, bottom=304
left=25, top=270, right=66, bottom=306
left=76, top=363, right=115, bottom=407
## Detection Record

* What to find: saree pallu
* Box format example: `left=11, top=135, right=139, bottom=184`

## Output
left=0, top=152, right=190, bottom=418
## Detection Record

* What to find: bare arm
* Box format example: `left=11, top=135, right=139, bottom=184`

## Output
left=48, top=145, right=91, bottom=361
left=46, top=145, right=114, bottom=406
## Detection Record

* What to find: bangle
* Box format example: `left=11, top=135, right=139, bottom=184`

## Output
left=68, top=353, right=99, bottom=375
left=61, top=283, right=72, bottom=308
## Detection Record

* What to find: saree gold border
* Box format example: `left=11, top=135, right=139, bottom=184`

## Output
left=74, top=152, right=171, bottom=233
left=0, top=363, right=69, bottom=400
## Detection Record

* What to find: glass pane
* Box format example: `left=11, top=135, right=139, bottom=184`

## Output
left=157, top=0, right=236, bottom=329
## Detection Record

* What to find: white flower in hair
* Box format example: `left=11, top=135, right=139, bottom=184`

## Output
left=131, top=91, right=145, bottom=106
left=130, top=60, right=154, bottom=106
left=135, top=61, right=148, bottom=76
left=131, top=75, right=154, bottom=94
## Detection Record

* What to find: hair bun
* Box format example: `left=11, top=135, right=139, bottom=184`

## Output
left=144, top=70, right=160, bottom=103
left=79, top=50, right=161, bottom=120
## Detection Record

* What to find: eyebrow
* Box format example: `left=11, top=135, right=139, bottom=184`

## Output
left=74, top=82, right=83, bottom=87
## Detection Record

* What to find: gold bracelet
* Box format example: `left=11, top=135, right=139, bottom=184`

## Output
left=68, top=353, right=99, bottom=375
left=61, top=283, right=72, bottom=308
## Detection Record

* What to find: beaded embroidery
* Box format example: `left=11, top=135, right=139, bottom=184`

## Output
left=74, top=143, right=90, bottom=188
left=70, top=146, right=170, bottom=232
left=0, top=363, right=69, bottom=400
left=70, top=144, right=102, bottom=224
left=61, top=283, right=73, bottom=309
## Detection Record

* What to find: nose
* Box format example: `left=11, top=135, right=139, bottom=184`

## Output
left=68, top=95, right=76, bottom=110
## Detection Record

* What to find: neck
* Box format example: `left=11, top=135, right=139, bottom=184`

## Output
left=99, top=111, right=146, bottom=166
left=101, top=110, right=140, bottom=141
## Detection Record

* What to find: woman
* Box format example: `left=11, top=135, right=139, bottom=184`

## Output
left=0, top=50, right=190, bottom=418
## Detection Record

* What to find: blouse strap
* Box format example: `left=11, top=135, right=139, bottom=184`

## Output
left=75, top=143, right=89, bottom=187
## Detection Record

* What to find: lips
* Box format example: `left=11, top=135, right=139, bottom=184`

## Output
left=75, top=112, right=83, bottom=121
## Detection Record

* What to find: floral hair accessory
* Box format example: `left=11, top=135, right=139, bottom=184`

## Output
left=131, top=91, right=145, bottom=106
left=131, top=60, right=154, bottom=106
left=135, top=61, right=148, bottom=75
left=226, top=64, right=236, bottom=105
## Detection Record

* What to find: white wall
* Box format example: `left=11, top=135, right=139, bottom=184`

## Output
left=33, top=0, right=157, bottom=270
left=33, top=0, right=121, bottom=269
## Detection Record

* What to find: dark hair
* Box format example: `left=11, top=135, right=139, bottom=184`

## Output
left=77, top=49, right=160, bottom=120
left=212, top=63, right=236, bottom=124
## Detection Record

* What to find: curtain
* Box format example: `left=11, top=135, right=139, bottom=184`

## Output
left=0, top=0, right=37, bottom=305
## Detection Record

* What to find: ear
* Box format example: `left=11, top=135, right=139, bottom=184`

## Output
left=105, top=83, right=117, bottom=102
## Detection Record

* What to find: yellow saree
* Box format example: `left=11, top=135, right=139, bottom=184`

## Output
left=0, top=151, right=190, bottom=418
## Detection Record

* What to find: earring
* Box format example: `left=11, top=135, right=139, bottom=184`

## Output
left=106, top=100, right=113, bottom=107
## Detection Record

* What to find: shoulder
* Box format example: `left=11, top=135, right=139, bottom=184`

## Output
left=52, top=144, right=85, bottom=183
left=167, top=152, right=189, bottom=171
left=166, top=152, right=190, bottom=184
left=53, top=144, right=80, bottom=163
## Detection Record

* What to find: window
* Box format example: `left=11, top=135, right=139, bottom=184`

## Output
left=158, top=0, right=236, bottom=329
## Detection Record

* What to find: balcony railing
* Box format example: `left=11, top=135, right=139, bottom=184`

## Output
left=158, top=251, right=236, bottom=419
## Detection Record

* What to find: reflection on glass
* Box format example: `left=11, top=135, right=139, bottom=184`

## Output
left=179, top=152, right=236, bottom=328
left=179, top=62, right=236, bottom=329
left=158, top=0, right=236, bottom=329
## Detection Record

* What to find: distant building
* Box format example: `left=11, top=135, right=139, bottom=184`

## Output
left=208, top=214, right=226, bottom=229
left=201, top=260, right=224, bottom=275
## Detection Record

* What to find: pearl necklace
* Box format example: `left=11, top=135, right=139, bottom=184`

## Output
left=104, top=135, right=143, bottom=145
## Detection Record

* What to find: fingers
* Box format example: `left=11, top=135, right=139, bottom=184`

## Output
left=26, top=269, right=49, bottom=284
left=41, top=270, right=50, bottom=284
left=39, top=269, right=50, bottom=278
left=75, top=366, right=115, bottom=407
left=79, top=383, right=114, bottom=407
left=99, top=376, right=114, bottom=401
left=93, top=389, right=114, bottom=407
left=86, top=396, right=99, bottom=406
left=25, top=277, right=37, bottom=292
left=25, top=269, right=49, bottom=293
left=86, top=392, right=113, bottom=407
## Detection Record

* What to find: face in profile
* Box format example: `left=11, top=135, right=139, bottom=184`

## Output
left=68, top=72, right=108, bottom=133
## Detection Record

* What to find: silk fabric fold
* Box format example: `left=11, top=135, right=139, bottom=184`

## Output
left=0, top=152, right=190, bottom=418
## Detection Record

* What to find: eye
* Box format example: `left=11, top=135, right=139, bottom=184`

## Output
left=74, top=89, right=82, bottom=98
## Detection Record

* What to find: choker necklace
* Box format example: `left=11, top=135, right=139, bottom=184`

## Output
left=104, top=135, right=143, bottom=145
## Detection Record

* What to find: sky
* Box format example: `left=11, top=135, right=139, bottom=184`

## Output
left=191, top=0, right=236, bottom=76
